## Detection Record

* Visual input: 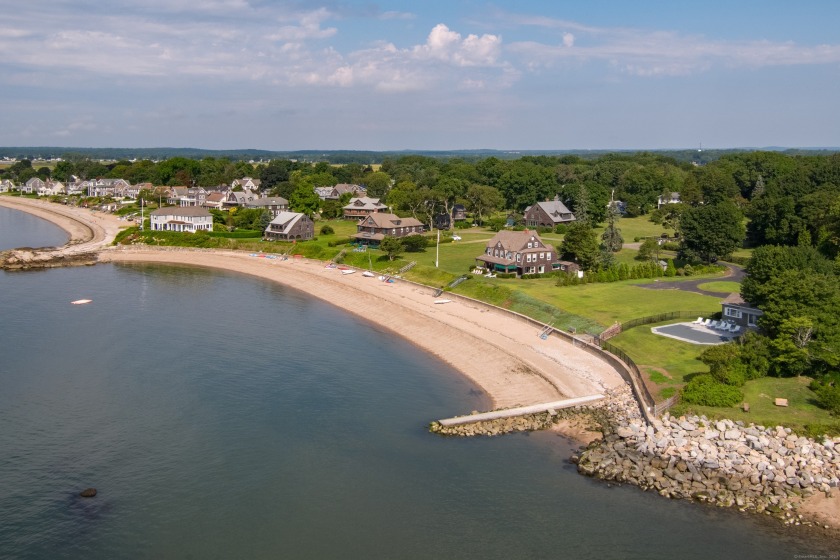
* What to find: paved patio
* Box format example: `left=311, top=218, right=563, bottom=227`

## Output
left=651, top=322, right=733, bottom=345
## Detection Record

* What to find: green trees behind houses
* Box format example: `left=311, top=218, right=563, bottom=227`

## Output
left=678, top=202, right=745, bottom=263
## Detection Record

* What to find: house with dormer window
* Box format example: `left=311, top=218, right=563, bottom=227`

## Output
left=342, top=197, right=388, bottom=220
left=475, top=230, right=561, bottom=277
left=523, top=195, right=576, bottom=228
left=353, top=212, right=424, bottom=245
left=264, top=211, right=314, bottom=241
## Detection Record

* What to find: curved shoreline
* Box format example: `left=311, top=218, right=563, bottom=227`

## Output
left=0, top=196, right=625, bottom=410
left=4, top=195, right=840, bottom=532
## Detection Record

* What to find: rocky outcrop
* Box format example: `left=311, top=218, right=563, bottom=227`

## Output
left=0, top=249, right=99, bottom=270
left=432, top=384, right=839, bottom=527
left=79, top=488, right=97, bottom=498
left=575, top=411, right=840, bottom=524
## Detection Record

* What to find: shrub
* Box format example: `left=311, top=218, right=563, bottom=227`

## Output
left=454, top=220, right=471, bottom=229
left=320, top=225, right=335, bottom=235
left=206, top=230, right=262, bottom=238
left=487, top=217, right=506, bottom=232
left=402, top=234, right=428, bottom=252
left=681, top=374, right=744, bottom=407
left=328, top=237, right=355, bottom=247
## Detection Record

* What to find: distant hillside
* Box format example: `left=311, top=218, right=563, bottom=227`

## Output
left=0, top=146, right=837, bottom=164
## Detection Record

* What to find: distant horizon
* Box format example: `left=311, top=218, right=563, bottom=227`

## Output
left=2, top=145, right=839, bottom=155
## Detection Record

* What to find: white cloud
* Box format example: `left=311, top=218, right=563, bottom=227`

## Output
left=500, top=12, right=840, bottom=76
left=562, top=33, right=574, bottom=48
left=412, top=24, right=501, bottom=67
left=269, top=8, right=337, bottom=42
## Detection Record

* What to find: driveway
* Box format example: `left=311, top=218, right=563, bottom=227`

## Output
left=637, top=262, right=745, bottom=297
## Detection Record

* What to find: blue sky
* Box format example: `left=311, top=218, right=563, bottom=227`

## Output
left=1, top=0, right=838, bottom=151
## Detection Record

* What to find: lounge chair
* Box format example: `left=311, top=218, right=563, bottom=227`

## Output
left=693, top=317, right=704, bottom=324
left=702, top=318, right=712, bottom=327
left=709, top=320, right=720, bottom=329
left=730, top=326, right=742, bottom=335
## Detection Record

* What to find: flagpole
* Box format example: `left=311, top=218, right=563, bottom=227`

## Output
left=435, top=229, right=440, bottom=268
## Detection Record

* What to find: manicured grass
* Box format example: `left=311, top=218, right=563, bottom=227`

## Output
left=695, top=281, right=740, bottom=293
left=410, top=237, right=488, bottom=275
left=608, top=322, right=709, bottom=398
left=674, top=376, right=840, bottom=435
left=730, top=247, right=754, bottom=260
left=594, top=215, right=675, bottom=242
left=509, top=279, right=722, bottom=327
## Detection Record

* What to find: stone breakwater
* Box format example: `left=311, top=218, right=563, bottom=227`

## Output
left=0, top=248, right=99, bottom=270
left=575, top=410, right=840, bottom=523
left=432, top=384, right=839, bottom=527
left=429, top=385, right=643, bottom=437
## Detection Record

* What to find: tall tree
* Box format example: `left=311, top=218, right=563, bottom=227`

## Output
left=561, top=221, right=600, bottom=271
left=464, top=184, right=503, bottom=226
left=289, top=185, right=321, bottom=218
left=600, top=204, right=624, bottom=253
left=678, top=202, right=745, bottom=263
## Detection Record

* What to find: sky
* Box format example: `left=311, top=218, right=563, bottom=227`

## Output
left=1, top=0, right=839, bottom=151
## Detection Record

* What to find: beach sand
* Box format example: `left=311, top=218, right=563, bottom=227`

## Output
left=1, top=196, right=624, bottom=411
left=7, top=195, right=838, bottom=530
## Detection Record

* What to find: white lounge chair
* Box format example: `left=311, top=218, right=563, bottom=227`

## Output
left=693, top=317, right=704, bottom=324
left=730, top=326, right=742, bottom=335
left=709, top=320, right=720, bottom=329
left=702, top=318, right=712, bottom=327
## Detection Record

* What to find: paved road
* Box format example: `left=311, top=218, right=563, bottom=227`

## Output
left=637, top=262, right=745, bottom=297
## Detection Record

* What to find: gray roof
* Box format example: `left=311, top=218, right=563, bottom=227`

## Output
left=247, top=196, right=289, bottom=208
left=266, top=211, right=307, bottom=231
left=150, top=206, right=212, bottom=217
left=531, top=199, right=574, bottom=218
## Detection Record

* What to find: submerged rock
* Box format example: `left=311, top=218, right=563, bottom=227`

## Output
left=79, top=488, right=97, bottom=498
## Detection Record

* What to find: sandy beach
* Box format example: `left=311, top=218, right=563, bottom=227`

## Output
left=5, top=195, right=839, bottom=532
left=0, top=196, right=624, bottom=411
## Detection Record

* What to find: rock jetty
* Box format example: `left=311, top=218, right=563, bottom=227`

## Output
left=576, top=410, right=840, bottom=523
left=0, top=248, right=99, bottom=270
left=432, top=384, right=839, bottom=526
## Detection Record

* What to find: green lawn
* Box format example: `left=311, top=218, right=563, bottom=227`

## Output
left=695, top=281, right=741, bottom=293
left=509, top=279, right=722, bottom=327
left=594, top=215, right=675, bottom=242
left=608, top=321, right=709, bottom=398
left=674, top=376, right=840, bottom=435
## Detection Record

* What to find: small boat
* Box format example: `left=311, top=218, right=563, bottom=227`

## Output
left=71, top=299, right=92, bottom=305
left=434, top=299, right=452, bottom=304
left=362, top=271, right=375, bottom=277
left=341, top=269, right=356, bottom=275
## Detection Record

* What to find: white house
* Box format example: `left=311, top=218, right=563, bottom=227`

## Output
left=150, top=206, right=213, bottom=233
left=0, top=179, right=15, bottom=193
left=22, top=177, right=45, bottom=194
left=38, top=180, right=66, bottom=197
left=657, top=192, right=681, bottom=208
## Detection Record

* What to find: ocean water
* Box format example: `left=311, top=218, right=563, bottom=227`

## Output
left=0, top=205, right=69, bottom=250
left=0, top=210, right=835, bottom=559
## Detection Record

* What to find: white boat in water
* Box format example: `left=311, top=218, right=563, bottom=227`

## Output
left=71, top=299, right=92, bottom=305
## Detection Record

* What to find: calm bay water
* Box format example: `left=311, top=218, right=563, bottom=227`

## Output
left=0, top=209, right=834, bottom=559
left=0, top=205, right=69, bottom=250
